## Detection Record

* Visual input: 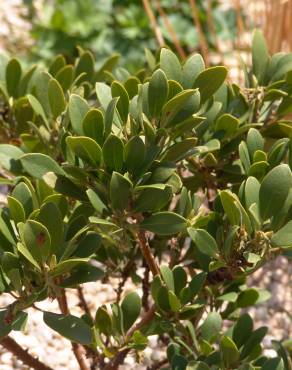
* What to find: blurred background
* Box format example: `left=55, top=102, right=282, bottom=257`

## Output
left=1, top=0, right=292, bottom=79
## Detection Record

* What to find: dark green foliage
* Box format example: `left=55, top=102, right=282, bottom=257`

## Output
left=0, top=31, right=291, bottom=369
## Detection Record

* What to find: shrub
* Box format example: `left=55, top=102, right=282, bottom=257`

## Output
left=0, top=30, right=291, bottom=370
left=22, top=0, right=237, bottom=69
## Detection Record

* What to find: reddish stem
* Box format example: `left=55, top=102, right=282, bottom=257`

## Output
left=56, top=289, right=90, bottom=370
left=0, top=336, right=53, bottom=370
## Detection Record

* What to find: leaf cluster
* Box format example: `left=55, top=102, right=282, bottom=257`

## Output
left=0, top=31, right=291, bottom=369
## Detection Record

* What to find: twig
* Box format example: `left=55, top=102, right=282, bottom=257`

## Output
left=142, top=261, right=150, bottom=310
left=56, top=289, right=90, bottom=370
left=77, top=286, right=93, bottom=320
left=206, top=0, right=222, bottom=60
left=153, top=0, right=186, bottom=59
left=127, top=304, right=156, bottom=338
left=188, top=0, right=210, bottom=66
left=116, top=260, right=135, bottom=303
left=0, top=336, right=53, bottom=370
left=137, top=230, right=160, bottom=276
left=103, top=226, right=159, bottom=369
left=233, top=0, right=245, bottom=48
left=142, top=0, right=165, bottom=47
left=104, top=305, right=156, bottom=370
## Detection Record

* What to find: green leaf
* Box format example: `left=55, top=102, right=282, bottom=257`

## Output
left=50, top=258, right=89, bottom=277
left=156, top=286, right=171, bottom=311
left=2, top=252, right=20, bottom=274
left=0, top=310, right=27, bottom=339
left=244, top=177, right=260, bottom=209
left=215, top=114, right=239, bottom=137
left=111, top=81, right=129, bottom=123
left=0, top=208, right=17, bottom=245
left=37, top=202, right=63, bottom=255
left=82, top=109, right=104, bottom=146
left=20, top=153, right=65, bottom=179
left=96, top=53, right=120, bottom=80
left=171, top=355, right=188, bottom=370
left=104, top=98, right=119, bottom=137
left=43, top=194, right=68, bottom=218
left=0, top=144, right=24, bottom=172
left=75, top=51, right=94, bottom=81
left=11, top=182, right=33, bottom=218
left=163, top=138, right=197, bottom=162
left=218, top=292, right=238, bottom=302
left=48, top=78, right=66, bottom=119
left=220, top=190, right=252, bottom=234
left=17, top=242, right=40, bottom=270
left=27, top=94, right=48, bottom=127
left=237, top=288, right=259, bottom=308
left=110, top=172, right=132, bottom=211
left=262, top=358, right=284, bottom=370
left=69, top=94, right=89, bottom=135
left=186, top=362, right=210, bottom=370
left=124, top=76, right=139, bottom=98
left=95, top=82, right=112, bottom=109
left=253, top=150, right=267, bottom=163
left=6, top=58, right=22, bottom=97
left=56, top=65, right=74, bottom=91
left=148, top=69, right=169, bottom=118
left=19, top=65, right=37, bottom=96
left=134, top=185, right=172, bottom=212
left=95, top=306, right=113, bottom=335
left=221, top=336, right=240, bottom=367
left=248, top=161, right=269, bottom=179
left=182, top=53, right=205, bottom=89
left=200, top=312, right=222, bottom=341
left=160, top=265, right=174, bottom=291
left=246, top=128, right=264, bottom=158
left=239, top=141, right=251, bottom=173
left=194, top=66, right=228, bottom=103
left=259, top=164, right=292, bottom=220
left=160, top=48, right=182, bottom=84
left=102, top=134, right=124, bottom=172
left=43, top=312, right=92, bottom=345
left=74, top=231, right=101, bottom=258
left=140, top=212, right=187, bottom=235
left=162, top=89, right=197, bottom=126
left=189, top=272, right=207, bottom=298
left=33, top=71, right=51, bottom=117
left=43, top=172, right=87, bottom=201
left=271, top=220, right=292, bottom=248
left=124, top=136, right=146, bottom=175
left=19, top=220, right=51, bottom=264
left=188, top=228, right=218, bottom=257
left=129, top=330, right=148, bottom=350
left=60, top=264, right=104, bottom=287
left=49, top=55, right=66, bottom=76
left=232, top=313, right=253, bottom=348
left=7, top=196, right=25, bottom=224
left=252, top=30, right=269, bottom=84
left=240, top=326, right=268, bottom=359
left=66, top=136, right=102, bottom=166
left=167, top=79, right=183, bottom=100
left=86, top=189, right=107, bottom=214
left=168, top=291, right=181, bottom=312
left=121, top=292, right=141, bottom=332
left=172, top=266, right=187, bottom=295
